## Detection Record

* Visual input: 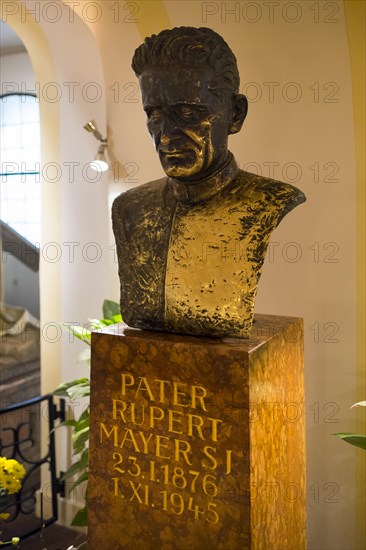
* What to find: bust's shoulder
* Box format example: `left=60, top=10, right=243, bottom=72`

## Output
left=237, top=170, right=305, bottom=199
left=112, top=177, right=168, bottom=214
left=234, top=170, right=306, bottom=214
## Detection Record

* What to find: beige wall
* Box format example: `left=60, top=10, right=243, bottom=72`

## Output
left=74, top=0, right=363, bottom=550
left=2, top=0, right=364, bottom=547
left=72, top=2, right=365, bottom=548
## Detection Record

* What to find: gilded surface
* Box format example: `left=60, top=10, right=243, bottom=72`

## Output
left=112, top=27, right=306, bottom=339
left=164, top=163, right=304, bottom=337
left=113, top=158, right=305, bottom=338
left=88, top=315, right=306, bottom=549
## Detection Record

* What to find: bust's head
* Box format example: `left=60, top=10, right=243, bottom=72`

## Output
left=132, top=27, right=248, bottom=182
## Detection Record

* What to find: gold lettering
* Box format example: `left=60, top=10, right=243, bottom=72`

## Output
left=144, top=484, right=149, bottom=505
left=225, top=449, right=232, bottom=475
left=174, top=438, right=193, bottom=465
left=156, top=435, right=170, bottom=459
left=130, top=402, right=145, bottom=426
left=112, top=399, right=127, bottom=422
left=168, top=409, right=183, bottom=434
left=207, top=417, right=223, bottom=442
left=191, top=385, right=208, bottom=411
left=188, top=414, right=205, bottom=439
left=136, top=377, right=155, bottom=401
left=149, top=406, right=165, bottom=428
left=100, top=423, right=118, bottom=446
left=173, top=382, right=189, bottom=407
left=156, top=379, right=170, bottom=403
left=129, top=482, right=149, bottom=505
left=120, top=428, right=140, bottom=452
left=121, top=373, right=134, bottom=396
left=202, top=445, right=217, bottom=470
left=138, top=431, right=153, bottom=453
left=120, top=375, right=210, bottom=412
left=129, top=481, right=143, bottom=503
left=112, top=477, right=119, bottom=497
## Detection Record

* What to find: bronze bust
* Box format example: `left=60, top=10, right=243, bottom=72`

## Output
left=112, top=27, right=306, bottom=338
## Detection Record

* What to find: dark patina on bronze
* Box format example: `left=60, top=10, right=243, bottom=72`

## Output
left=112, top=27, right=306, bottom=338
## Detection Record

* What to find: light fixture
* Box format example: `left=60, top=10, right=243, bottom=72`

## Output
left=84, top=120, right=109, bottom=172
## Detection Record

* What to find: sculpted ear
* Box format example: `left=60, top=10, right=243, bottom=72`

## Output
left=229, top=94, right=248, bottom=135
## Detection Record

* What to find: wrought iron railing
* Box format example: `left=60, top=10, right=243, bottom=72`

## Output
left=0, top=394, right=65, bottom=545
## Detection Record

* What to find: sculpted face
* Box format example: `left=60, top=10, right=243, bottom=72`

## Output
left=140, top=66, right=246, bottom=182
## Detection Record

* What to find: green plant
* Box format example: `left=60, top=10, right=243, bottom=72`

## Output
left=334, top=400, right=366, bottom=450
left=53, top=300, right=121, bottom=527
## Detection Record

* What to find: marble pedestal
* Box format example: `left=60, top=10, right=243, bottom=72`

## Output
left=88, top=314, right=306, bottom=550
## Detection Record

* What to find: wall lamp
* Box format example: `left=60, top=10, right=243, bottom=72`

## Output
left=84, top=120, right=108, bottom=172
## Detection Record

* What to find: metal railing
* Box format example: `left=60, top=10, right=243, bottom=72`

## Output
left=0, top=394, right=65, bottom=545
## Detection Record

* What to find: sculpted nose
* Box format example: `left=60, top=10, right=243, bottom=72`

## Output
left=160, top=116, right=178, bottom=145
left=160, top=133, right=170, bottom=146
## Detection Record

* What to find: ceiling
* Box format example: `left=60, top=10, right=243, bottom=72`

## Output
left=0, top=21, right=26, bottom=54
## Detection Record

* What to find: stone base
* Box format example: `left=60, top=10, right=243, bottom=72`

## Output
left=88, top=314, right=306, bottom=550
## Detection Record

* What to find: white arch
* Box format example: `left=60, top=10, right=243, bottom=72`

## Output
left=2, top=0, right=109, bottom=393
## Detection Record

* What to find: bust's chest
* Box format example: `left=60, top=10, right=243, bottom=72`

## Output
left=163, top=189, right=276, bottom=337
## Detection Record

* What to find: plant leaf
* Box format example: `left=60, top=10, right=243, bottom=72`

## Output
left=71, top=506, right=88, bottom=527
left=61, top=383, right=90, bottom=400
left=65, top=324, right=92, bottom=345
left=69, top=471, right=88, bottom=493
left=103, top=299, right=120, bottom=320
left=99, top=318, right=115, bottom=326
left=59, top=419, right=78, bottom=428
left=62, top=451, right=88, bottom=481
left=62, top=462, right=85, bottom=481
left=55, top=300, right=121, bottom=530
left=97, top=315, right=122, bottom=328
left=72, top=427, right=90, bottom=455
left=334, top=433, right=366, bottom=450
left=53, top=378, right=90, bottom=397
left=350, top=401, right=366, bottom=409
left=77, top=408, right=90, bottom=423
left=72, top=417, right=89, bottom=436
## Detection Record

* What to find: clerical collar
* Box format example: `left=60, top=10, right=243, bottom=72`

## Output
left=168, top=153, right=239, bottom=205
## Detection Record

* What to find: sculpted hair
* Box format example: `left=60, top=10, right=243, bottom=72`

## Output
left=132, top=27, right=240, bottom=97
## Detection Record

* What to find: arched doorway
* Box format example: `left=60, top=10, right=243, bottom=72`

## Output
left=2, top=0, right=109, bottom=395
left=1, top=0, right=109, bottom=529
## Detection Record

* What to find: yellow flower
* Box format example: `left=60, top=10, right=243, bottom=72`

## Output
left=3, top=460, right=26, bottom=482
left=0, top=470, right=6, bottom=486
left=4, top=477, right=21, bottom=495
left=0, top=457, right=25, bottom=495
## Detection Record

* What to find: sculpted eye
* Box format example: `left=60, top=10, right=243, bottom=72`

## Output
left=146, top=108, right=162, bottom=122
left=179, top=105, right=194, bottom=117
left=176, top=104, right=206, bottom=122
